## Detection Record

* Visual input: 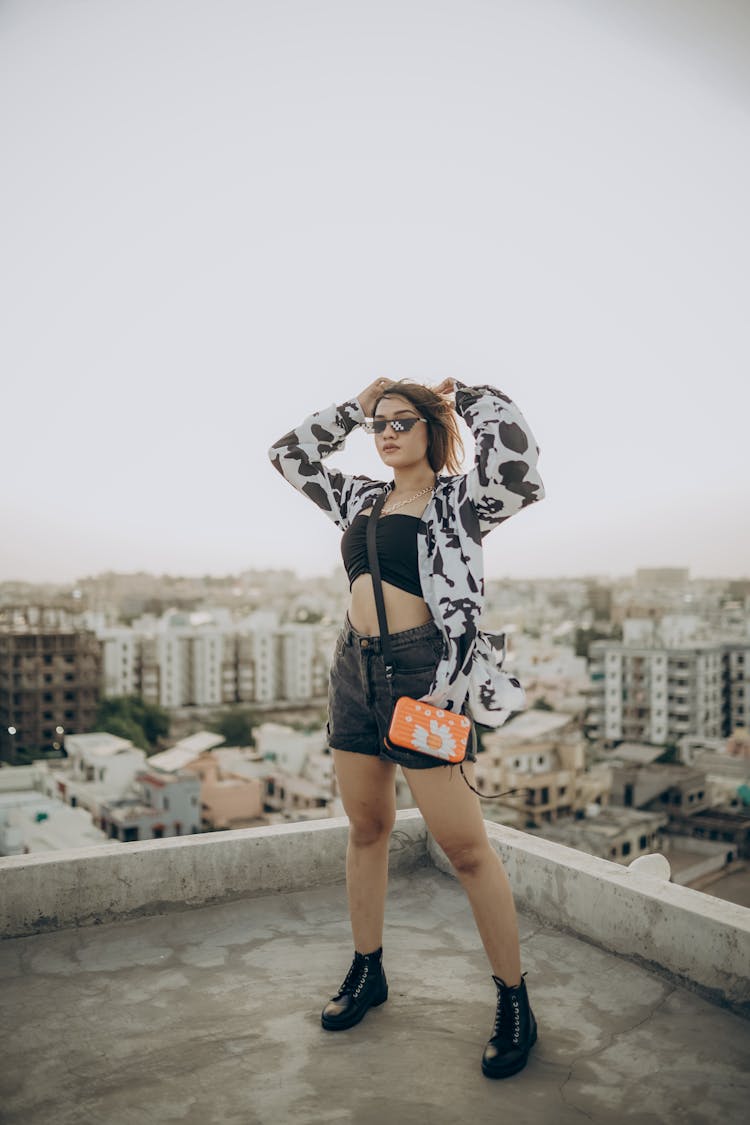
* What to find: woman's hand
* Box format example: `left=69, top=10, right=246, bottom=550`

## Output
left=357, top=377, right=396, bottom=417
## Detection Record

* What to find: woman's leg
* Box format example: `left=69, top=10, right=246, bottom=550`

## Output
left=332, top=748, right=398, bottom=953
left=400, top=759, right=522, bottom=985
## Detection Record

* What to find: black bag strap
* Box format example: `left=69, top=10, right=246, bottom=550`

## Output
left=364, top=487, right=530, bottom=804
left=365, top=490, right=395, bottom=685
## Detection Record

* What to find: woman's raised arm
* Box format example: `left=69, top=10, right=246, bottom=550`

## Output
left=453, top=380, right=545, bottom=536
left=268, top=397, right=370, bottom=530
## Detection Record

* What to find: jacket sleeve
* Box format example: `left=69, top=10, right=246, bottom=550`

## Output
left=454, top=381, right=545, bottom=536
left=268, top=398, right=372, bottom=530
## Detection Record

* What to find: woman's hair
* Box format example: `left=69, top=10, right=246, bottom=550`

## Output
left=374, top=381, right=464, bottom=475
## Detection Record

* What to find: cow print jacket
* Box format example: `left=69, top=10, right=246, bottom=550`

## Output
left=268, top=381, right=545, bottom=727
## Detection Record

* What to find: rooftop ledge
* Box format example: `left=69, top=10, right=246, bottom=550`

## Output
left=1, top=812, right=748, bottom=1017
left=1, top=816, right=749, bottom=1125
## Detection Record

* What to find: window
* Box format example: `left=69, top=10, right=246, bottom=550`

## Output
left=622, top=841, right=631, bottom=857
left=639, top=835, right=647, bottom=849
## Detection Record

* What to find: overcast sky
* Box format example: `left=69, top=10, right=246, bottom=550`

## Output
left=2, top=0, right=749, bottom=585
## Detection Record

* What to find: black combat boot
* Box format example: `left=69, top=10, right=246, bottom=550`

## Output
left=481, top=972, right=537, bottom=1079
left=321, top=947, right=388, bottom=1031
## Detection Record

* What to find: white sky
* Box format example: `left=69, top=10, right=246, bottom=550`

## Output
left=2, top=0, right=749, bottom=584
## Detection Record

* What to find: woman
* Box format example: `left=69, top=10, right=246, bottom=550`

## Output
left=269, top=375, right=545, bottom=1079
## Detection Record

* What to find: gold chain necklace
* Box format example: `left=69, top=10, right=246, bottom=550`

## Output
left=381, top=482, right=435, bottom=515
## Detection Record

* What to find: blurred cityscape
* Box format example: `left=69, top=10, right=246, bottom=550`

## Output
left=1, top=565, right=749, bottom=907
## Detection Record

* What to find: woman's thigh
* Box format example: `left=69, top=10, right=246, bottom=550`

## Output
left=400, top=759, right=489, bottom=868
left=333, top=748, right=398, bottom=841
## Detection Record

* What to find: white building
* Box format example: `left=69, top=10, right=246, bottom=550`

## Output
left=95, top=610, right=329, bottom=709
left=0, top=764, right=110, bottom=855
left=588, top=640, right=724, bottom=745
left=33, top=732, right=148, bottom=814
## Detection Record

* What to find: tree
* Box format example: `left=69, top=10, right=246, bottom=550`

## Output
left=95, top=696, right=170, bottom=752
left=207, top=707, right=257, bottom=747
left=532, top=697, right=554, bottom=711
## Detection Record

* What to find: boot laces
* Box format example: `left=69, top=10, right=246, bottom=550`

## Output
left=334, top=956, right=370, bottom=1001
left=493, top=986, right=522, bottom=1046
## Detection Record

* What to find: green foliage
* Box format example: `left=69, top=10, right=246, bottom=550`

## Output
left=95, top=696, right=170, bottom=752
left=575, top=625, right=622, bottom=660
left=532, top=696, right=554, bottom=711
left=207, top=707, right=258, bottom=747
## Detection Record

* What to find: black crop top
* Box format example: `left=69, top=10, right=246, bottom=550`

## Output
left=340, top=513, right=422, bottom=598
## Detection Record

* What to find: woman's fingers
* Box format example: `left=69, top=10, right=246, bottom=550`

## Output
left=357, top=377, right=395, bottom=417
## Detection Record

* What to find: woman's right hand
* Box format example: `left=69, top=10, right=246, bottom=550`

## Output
left=357, top=377, right=396, bottom=418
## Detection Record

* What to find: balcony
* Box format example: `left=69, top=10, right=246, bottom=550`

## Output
left=1, top=815, right=749, bottom=1123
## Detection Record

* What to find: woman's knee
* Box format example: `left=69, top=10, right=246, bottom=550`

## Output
left=348, top=813, right=395, bottom=848
left=439, top=838, right=493, bottom=878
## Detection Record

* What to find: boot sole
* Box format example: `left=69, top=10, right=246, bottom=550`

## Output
left=481, top=1025, right=537, bottom=1080
left=321, top=987, right=388, bottom=1032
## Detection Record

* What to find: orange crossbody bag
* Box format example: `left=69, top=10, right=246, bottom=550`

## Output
left=386, top=699, right=471, bottom=764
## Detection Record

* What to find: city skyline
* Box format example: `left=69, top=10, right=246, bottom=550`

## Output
left=2, top=0, right=749, bottom=584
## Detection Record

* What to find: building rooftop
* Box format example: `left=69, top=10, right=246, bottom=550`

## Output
left=535, top=809, right=671, bottom=861
left=603, top=741, right=665, bottom=765
left=64, top=732, right=135, bottom=757
left=0, top=791, right=108, bottom=854
left=161, top=730, right=226, bottom=759
left=489, top=709, right=574, bottom=741
left=1, top=814, right=748, bottom=1124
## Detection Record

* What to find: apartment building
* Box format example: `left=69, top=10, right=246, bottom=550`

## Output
left=0, top=609, right=102, bottom=758
left=587, top=640, right=724, bottom=745
left=723, top=644, right=749, bottom=733
left=37, top=732, right=149, bottom=814
left=98, top=768, right=201, bottom=842
left=479, top=711, right=611, bottom=827
left=96, top=614, right=329, bottom=709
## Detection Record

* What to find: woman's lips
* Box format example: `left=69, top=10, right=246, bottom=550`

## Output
left=382, top=444, right=399, bottom=452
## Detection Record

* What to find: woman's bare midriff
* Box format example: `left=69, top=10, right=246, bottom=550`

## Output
left=348, top=573, right=433, bottom=636
left=347, top=497, right=434, bottom=635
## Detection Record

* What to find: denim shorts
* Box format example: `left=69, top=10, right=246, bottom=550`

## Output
left=326, top=615, right=477, bottom=770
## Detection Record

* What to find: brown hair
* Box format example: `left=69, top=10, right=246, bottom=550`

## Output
left=374, top=381, right=464, bottom=475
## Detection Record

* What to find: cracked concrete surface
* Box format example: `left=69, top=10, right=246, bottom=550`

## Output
left=1, top=866, right=748, bottom=1125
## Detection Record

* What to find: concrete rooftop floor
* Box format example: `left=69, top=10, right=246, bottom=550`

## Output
left=1, top=864, right=749, bottom=1125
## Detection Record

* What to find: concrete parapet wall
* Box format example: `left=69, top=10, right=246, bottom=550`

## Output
left=429, top=823, right=750, bottom=1016
left=1, top=811, right=748, bottom=1016
left=0, top=810, right=428, bottom=940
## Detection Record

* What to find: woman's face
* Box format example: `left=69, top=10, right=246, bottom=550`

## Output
left=372, top=394, right=430, bottom=470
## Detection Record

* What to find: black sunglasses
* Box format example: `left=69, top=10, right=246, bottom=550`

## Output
left=364, top=416, right=426, bottom=435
